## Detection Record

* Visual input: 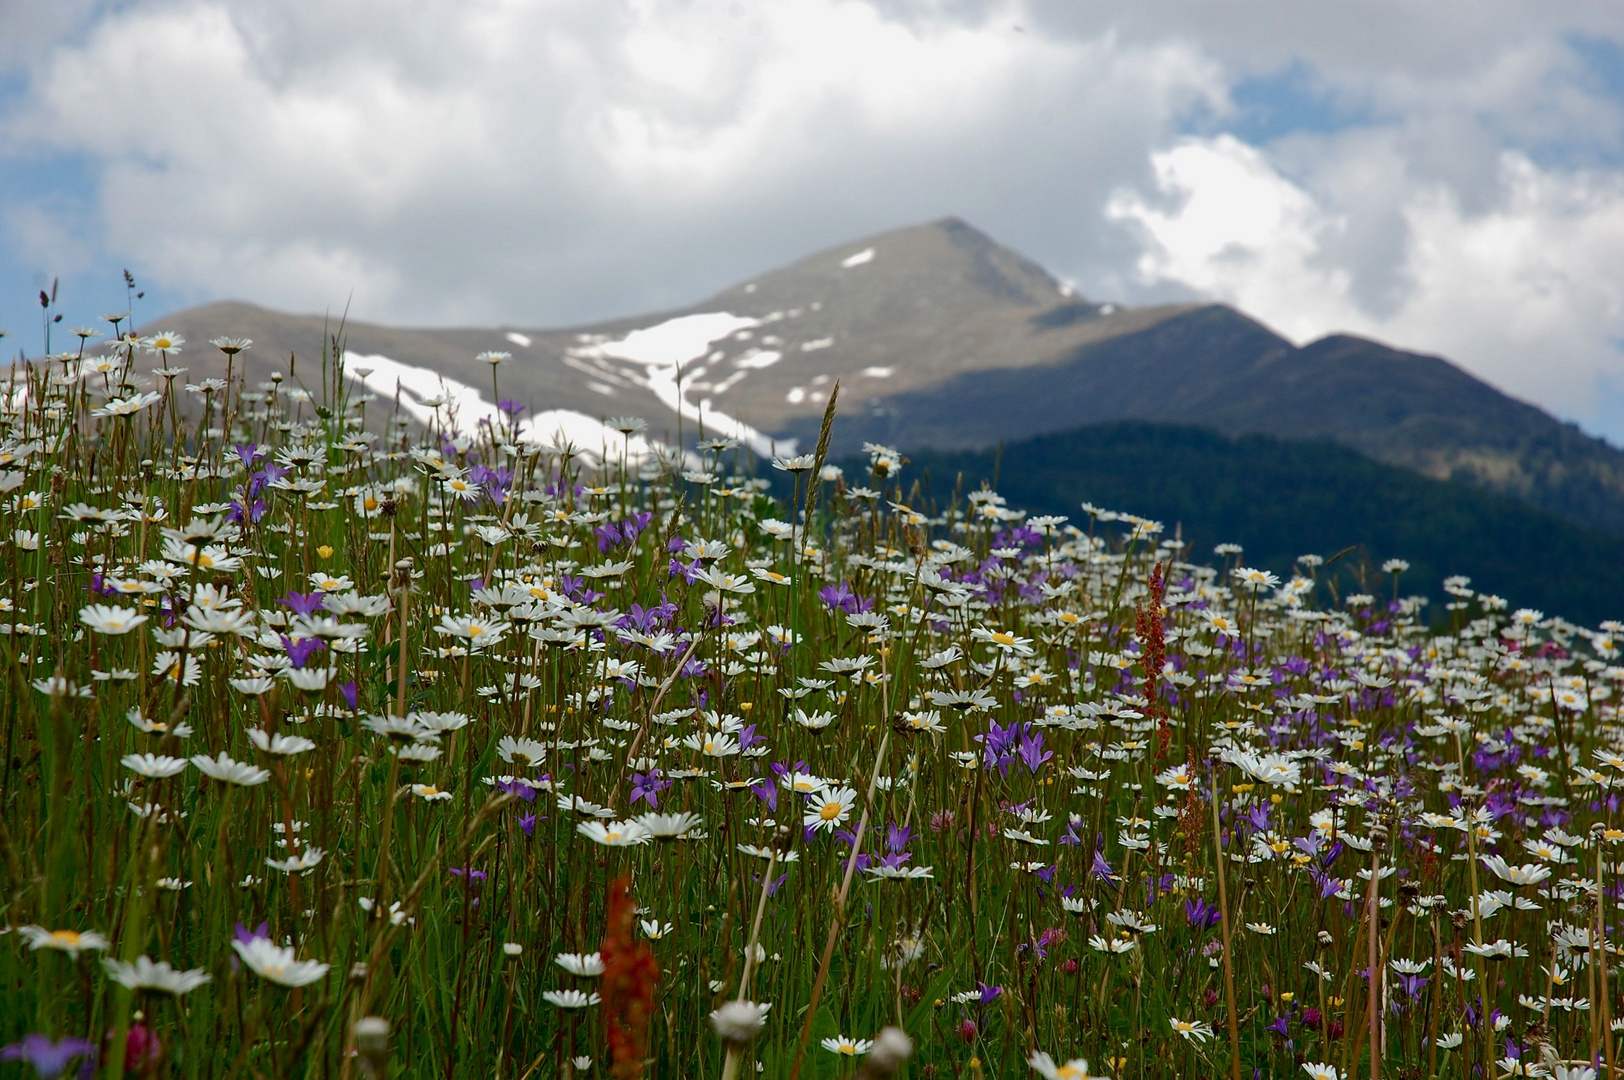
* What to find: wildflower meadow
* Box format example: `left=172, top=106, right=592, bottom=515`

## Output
left=1, top=316, right=1621, bottom=1080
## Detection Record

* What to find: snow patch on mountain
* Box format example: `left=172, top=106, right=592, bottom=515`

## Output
left=345, top=352, right=659, bottom=460
left=567, top=312, right=794, bottom=457
left=733, top=349, right=782, bottom=370
left=576, top=312, right=756, bottom=366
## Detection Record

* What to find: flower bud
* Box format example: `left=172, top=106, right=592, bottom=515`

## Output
left=354, top=1017, right=389, bottom=1080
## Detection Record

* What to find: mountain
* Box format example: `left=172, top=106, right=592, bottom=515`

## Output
left=880, top=421, right=1624, bottom=626
left=148, top=218, right=1193, bottom=457
left=147, top=217, right=1624, bottom=534
left=793, top=302, right=1624, bottom=534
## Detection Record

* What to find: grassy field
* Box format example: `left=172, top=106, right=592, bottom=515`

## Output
left=0, top=325, right=1619, bottom=1079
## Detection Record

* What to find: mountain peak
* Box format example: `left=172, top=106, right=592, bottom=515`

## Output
left=699, top=216, right=1074, bottom=313
left=932, top=217, right=1071, bottom=303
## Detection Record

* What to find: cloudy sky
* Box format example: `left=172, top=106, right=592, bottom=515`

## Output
left=5, top=1, right=1624, bottom=438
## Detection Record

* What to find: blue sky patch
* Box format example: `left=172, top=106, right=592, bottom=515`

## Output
left=1190, top=59, right=1379, bottom=144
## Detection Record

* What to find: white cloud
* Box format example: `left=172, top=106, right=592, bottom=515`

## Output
left=1, top=0, right=1221, bottom=326
left=0, top=0, right=101, bottom=63
left=5, top=0, right=1624, bottom=434
left=1106, top=136, right=1360, bottom=339
left=1107, top=133, right=1624, bottom=430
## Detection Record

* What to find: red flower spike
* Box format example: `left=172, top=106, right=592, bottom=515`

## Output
left=1136, top=560, right=1170, bottom=761
left=599, top=875, right=659, bottom=1080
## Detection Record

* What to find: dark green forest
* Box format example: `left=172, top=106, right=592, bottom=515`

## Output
left=855, top=421, right=1624, bottom=625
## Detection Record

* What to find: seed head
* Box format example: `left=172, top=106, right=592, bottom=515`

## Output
left=710, top=1000, right=767, bottom=1044
left=860, top=1027, right=913, bottom=1077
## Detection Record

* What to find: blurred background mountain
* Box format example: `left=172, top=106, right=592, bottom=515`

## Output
left=151, top=218, right=1624, bottom=619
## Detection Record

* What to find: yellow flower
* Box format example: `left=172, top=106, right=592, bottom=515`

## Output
left=316, top=545, right=334, bottom=559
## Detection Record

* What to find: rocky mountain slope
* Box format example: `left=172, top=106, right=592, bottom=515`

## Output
left=148, top=217, right=1624, bottom=534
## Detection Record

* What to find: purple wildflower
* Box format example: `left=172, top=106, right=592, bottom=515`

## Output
left=496, top=779, right=538, bottom=802
left=1, top=1036, right=95, bottom=1079
left=280, top=635, right=326, bottom=669
left=1185, top=897, right=1223, bottom=931
left=631, top=769, right=671, bottom=808
left=1016, top=729, right=1053, bottom=774
left=277, top=590, right=327, bottom=617
left=234, top=921, right=270, bottom=945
